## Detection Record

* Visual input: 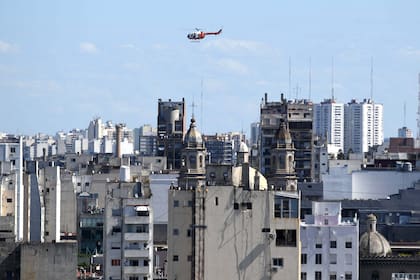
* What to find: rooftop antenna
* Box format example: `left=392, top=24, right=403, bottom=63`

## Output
left=418, top=73, right=420, bottom=139
left=370, top=57, right=374, bottom=101
left=200, top=79, right=204, bottom=131
left=288, top=56, right=292, bottom=100
left=404, top=101, right=407, bottom=126
left=331, top=56, right=335, bottom=101
left=308, top=57, right=312, bottom=100
left=190, top=95, right=197, bottom=121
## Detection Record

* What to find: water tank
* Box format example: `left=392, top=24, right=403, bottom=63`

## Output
left=119, top=165, right=130, bottom=182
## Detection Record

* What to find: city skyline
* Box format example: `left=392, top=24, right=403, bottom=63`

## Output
left=1, top=1, right=420, bottom=137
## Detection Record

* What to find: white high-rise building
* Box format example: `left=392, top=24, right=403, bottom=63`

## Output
left=313, top=99, right=344, bottom=152
left=301, top=201, right=359, bottom=280
left=344, top=99, right=383, bottom=154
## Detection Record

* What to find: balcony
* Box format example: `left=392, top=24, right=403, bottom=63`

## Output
left=124, top=232, right=149, bottom=241
left=125, top=216, right=150, bottom=225
left=124, top=249, right=149, bottom=258
left=123, top=266, right=149, bottom=275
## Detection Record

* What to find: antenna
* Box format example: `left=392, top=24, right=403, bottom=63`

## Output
left=418, top=73, right=420, bottom=139
left=288, top=56, right=292, bottom=100
left=190, top=96, right=197, bottom=120
left=201, top=79, right=203, bottom=131
left=370, top=57, right=374, bottom=100
left=308, top=57, right=312, bottom=100
left=404, top=101, right=407, bottom=126
left=331, top=57, right=335, bottom=101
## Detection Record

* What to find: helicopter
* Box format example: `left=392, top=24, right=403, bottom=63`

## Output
left=187, top=28, right=222, bottom=41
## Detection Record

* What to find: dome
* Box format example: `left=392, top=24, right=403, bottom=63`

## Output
left=184, top=117, right=203, bottom=147
left=359, top=214, right=392, bottom=257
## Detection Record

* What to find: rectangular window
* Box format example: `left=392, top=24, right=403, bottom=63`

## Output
left=330, top=240, right=337, bottom=248
left=129, top=277, right=139, bottom=280
left=187, top=255, right=192, bottom=262
left=330, top=254, right=337, bottom=264
left=111, top=259, right=121, bottom=266
left=215, top=197, right=219, bottom=206
left=234, top=202, right=239, bottom=210
left=173, top=255, right=179, bottom=262
left=173, top=200, right=179, bottom=207
left=330, top=274, right=337, bottom=280
left=345, top=273, right=352, bottom=280
left=301, top=254, right=307, bottom=264
left=246, top=202, right=252, bottom=209
left=129, top=260, right=139, bottom=266
left=6, top=198, right=12, bottom=203
left=315, top=254, right=322, bottom=264
left=272, top=258, right=283, bottom=267
left=10, top=147, right=16, bottom=153
left=274, top=196, right=298, bottom=218
left=315, top=243, right=322, bottom=249
left=315, top=271, right=322, bottom=280
left=111, top=242, right=120, bottom=249
left=301, top=272, right=307, bottom=280
left=275, top=229, right=297, bottom=247
left=187, top=229, right=191, bottom=237
left=173, top=229, right=179, bottom=235
left=345, top=241, right=352, bottom=248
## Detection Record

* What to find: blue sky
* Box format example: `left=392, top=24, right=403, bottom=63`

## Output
left=1, top=1, right=420, bottom=138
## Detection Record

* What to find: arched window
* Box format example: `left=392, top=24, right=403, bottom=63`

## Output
left=199, top=155, right=203, bottom=168
left=189, top=155, right=196, bottom=169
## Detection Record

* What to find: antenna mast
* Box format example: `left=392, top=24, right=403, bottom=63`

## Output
left=417, top=73, right=420, bottom=139
left=331, top=57, right=335, bottom=101
left=288, top=57, right=292, bottom=100
left=308, top=57, right=312, bottom=100
left=201, top=79, right=203, bottom=130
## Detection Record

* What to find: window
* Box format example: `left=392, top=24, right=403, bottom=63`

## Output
left=315, top=271, right=322, bottom=280
left=301, top=272, right=307, bottom=280
left=10, top=147, right=15, bottom=153
left=85, top=182, right=90, bottom=187
left=330, top=274, right=337, bottom=280
left=345, top=254, right=352, bottom=265
left=246, top=202, right=252, bottom=209
left=345, top=241, right=352, bottom=248
left=112, top=209, right=121, bottom=216
left=345, top=273, right=352, bottom=280
left=187, top=229, right=191, bottom=237
left=301, top=254, right=307, bottom=264
left=234, top=203, right=239, bottom=210
left=143, top=260, right=149, bottom=266
left=330, top=254, right=337, bottom=264
left=173, top=229, right=179, bottom=235
left=129, top=277, right=139, bottom=280
left=112, top=226, right=121, bottom=233
left=215, top=197, right=219, bottom=206
left=272, top=258, right=283, bottom=267
left=275, top=229, right=297, bottom=247
left=173, top=200, right=179, bottom=207
left=6, top=198, right=12, bottom=203
left=111, top=242, right=120, bottom=249
left=129, top=260, right=139, bottom=266
left=330, top=240, right=337, bottom=248
left=187, top=255, right=192, bottom=262
left=187, top=200, right=193, bottom=207
left=173, top=255, right=179, bottom=261
left=274, top=196, right=298, bottom=218
left=111, top=259, right=121, bottom=266
left=315, top=254, right=322, bottom=264
left=315, top=243, right=322, bottom=249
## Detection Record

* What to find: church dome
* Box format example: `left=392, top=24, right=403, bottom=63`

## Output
left=184, top=117, right=203, bottom=147
left=359, top=214, right=392, bottom=257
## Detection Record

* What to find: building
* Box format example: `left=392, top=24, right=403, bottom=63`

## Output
left=168, top=117, right=301, bottom=280
left=344, top=99, right=383, bottom=154
left=0, top=135, right=24, bottom=241
left=203, top=134, right=233, bottom=165
left=300, top=201, right=359, bottom=280
left=157, top=98, right=186, bottom=170
left=103, top=169, right=154, bottom=280
left=313, top=99, right=344, bottom=152
left=138, top=124, right=157, bottom=156
left=398, top=126, right=413, bottom=138
left=250, top=122, right=260, bottom=146
left=260, top=93, right=313, bottom=182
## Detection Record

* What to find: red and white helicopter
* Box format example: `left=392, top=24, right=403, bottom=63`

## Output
left=187, top=28, right=222, bottom=41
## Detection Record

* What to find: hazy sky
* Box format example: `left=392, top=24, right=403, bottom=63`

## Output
left=1, top=1, right=420, bottom=137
